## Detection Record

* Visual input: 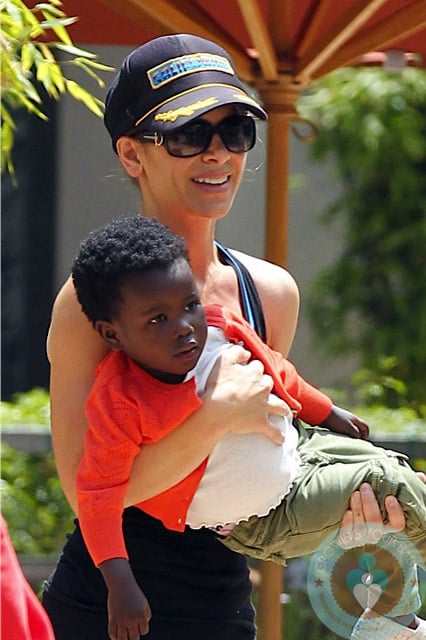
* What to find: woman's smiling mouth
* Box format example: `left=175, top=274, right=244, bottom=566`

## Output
left=193, top=175, right=230, bottom=186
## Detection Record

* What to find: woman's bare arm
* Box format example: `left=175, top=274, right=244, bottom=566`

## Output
left=47, top=278, right=109, bottom=511
left=127, top=349, right=287, bottom=505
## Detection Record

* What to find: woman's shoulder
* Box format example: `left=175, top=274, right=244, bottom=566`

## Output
left=47, top=276, right=108, bottom=367
left=228, top=248, right=299, bottom=306
left=228, top=249, right=300, bottom=356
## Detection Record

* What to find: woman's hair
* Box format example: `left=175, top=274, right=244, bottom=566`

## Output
left=72, top=216, right=187, bottom=326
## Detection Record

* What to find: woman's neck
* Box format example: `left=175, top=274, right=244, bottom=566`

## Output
left=185, top=230, right=219, bottom=280
left=138, top=207, right=241, bottom=312
left=157, top=215, right=219, bottom=281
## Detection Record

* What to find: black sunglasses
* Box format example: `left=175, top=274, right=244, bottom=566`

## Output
left=135, top=114, right=256, bottom=158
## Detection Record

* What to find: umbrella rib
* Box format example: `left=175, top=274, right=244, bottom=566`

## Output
left=121, top=0, right=255, bottom=82
left=269, top=0, right=293, bottom=57
left=296, top=0, right=387, bottom=82
left=313, top=0, right=426, bottom=79
left=296, top=0, right=337, bottom=58
left=236, top=0, right=278, bottom=80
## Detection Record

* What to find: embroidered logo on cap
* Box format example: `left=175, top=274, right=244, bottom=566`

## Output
left=148, top=53, right=234, bottom=89
left=154, top=97, right=219, bottom=123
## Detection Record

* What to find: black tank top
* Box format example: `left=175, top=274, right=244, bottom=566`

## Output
left=216, top=241, right=266, bottom=341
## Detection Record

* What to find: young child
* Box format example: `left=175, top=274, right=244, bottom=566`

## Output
left=72, top=216, right=426, bottom=640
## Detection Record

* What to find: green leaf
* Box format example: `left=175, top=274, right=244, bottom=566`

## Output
left=35, top=59, right=50, bottom=83
left=73, top=59, right=104, bottom=86
left=51, top=21, right=73, bottom=44
left=20, top=42, right=35, bottom=71
left=48, top=60, right=65, bottom=93
left=65, top=79, right=104, bottom=117
left=74, top=56, right=115, bottom=72
left=54, top=43, right=97, bottom=59
left=4, top=0, right=25, bottom=26
left=34, top=3, right=65, bottom=17
left=17, top=93, right=48, bottom=119
left=39, top=16, right=77, bottom=30
left=1, top=0, right=111, bottom=176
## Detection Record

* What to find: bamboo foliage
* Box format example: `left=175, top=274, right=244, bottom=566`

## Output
left=1, top=0, right=114, bottom=174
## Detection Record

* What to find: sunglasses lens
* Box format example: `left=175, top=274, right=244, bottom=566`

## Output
left=165, top=115, right=256, bottom=157
left=220, top=115, right=256, bottom=153
left=166, top=121, right=210, bottom=157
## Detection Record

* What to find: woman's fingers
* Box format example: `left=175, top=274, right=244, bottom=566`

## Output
left=267, top=392, right=291, bottom=416
left=221, top=343, right=251, bottom=365
left=383, top=495, right=405, bottom=532
left=357, top=483, right=383, bottom=523
left=337, top=483, right=408, bottom=549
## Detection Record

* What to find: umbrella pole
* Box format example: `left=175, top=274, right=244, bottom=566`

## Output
left=255, top=78, right=303, bottom=640
left=258, top=77, right=303, bottom=268
left=264, top=105, right=291, bottom=267
left=256, top=561, right=284, bottom=640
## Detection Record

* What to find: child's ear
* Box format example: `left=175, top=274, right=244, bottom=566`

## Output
left=95, top=320, right=122, bottom=350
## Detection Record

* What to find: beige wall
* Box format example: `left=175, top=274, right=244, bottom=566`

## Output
left=55, top=45, right=356, bottom=391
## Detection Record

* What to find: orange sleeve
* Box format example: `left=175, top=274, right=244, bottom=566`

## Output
left=206, top=305, right=332, bottom=426
left=271, top=351, right=332, bottom=425
left=77, top=380, right=142, bottom=566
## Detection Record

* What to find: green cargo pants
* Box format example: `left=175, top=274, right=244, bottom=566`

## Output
left=221, top=426, right=426, bottom=616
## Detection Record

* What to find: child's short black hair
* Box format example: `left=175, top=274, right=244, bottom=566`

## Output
left=72, top=216, right=188, bottom=326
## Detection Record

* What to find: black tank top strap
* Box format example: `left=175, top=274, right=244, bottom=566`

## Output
left=216, top=241, right=267, bottom=342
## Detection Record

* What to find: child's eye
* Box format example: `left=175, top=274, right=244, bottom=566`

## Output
left=186, top=300, right=201, bottom=311
left=149, top=314, right=166, bottom=325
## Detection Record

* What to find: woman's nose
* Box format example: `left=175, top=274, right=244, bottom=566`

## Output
left=202, top=133, right=230, bottom=161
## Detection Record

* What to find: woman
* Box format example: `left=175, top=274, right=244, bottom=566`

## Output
left=43, top=34, right=409, bottom=640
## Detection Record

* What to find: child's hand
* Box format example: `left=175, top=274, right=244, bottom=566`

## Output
left=107, top=578, right=152, bottom=639
left=320, top=404, right=369, bottom=439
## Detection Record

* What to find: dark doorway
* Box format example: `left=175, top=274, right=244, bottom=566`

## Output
left=1, top=100, right=57, bottom=399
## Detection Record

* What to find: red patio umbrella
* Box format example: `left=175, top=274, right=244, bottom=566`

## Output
left=64, top=0, right=426, bottom=265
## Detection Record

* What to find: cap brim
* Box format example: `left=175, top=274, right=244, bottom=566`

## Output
left=135, top=84, right=267, bottom=133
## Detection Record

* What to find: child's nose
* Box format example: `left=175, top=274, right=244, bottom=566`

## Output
left=174, top=318, right=194, bottom=337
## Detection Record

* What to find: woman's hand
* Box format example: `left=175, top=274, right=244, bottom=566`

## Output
left=126, top=344, right=288, bottom=505
left=337, top=482, right=417, bottom=549
left=203, top=344, right=289, bottom=445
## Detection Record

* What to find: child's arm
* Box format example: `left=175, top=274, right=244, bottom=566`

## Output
left=99, top=558, right=151, bottom=640
left=257, top=345, right=369, bottom=438
left=319, top=404, right=369, bottom=439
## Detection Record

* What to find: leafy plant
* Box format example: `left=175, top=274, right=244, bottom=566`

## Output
left=0, top=387, right=50, bottom=424
left=1, top=0, right=114, bottom=174
left=1, top=389, right=73, bottom=554
left=1, top=443, right=74, bottom=555
left=298, top=67, right=426, bottom=408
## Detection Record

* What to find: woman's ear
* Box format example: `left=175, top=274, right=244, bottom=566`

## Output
left=95, top=320, right=122, bottom=350
left=116, top=137, right=144, bottom=178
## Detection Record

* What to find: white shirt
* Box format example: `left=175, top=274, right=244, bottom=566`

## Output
left=185, top=327, right=302, bottom=529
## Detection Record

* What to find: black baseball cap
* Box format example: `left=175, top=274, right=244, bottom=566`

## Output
left=104, top=34, right=267, bottom=152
